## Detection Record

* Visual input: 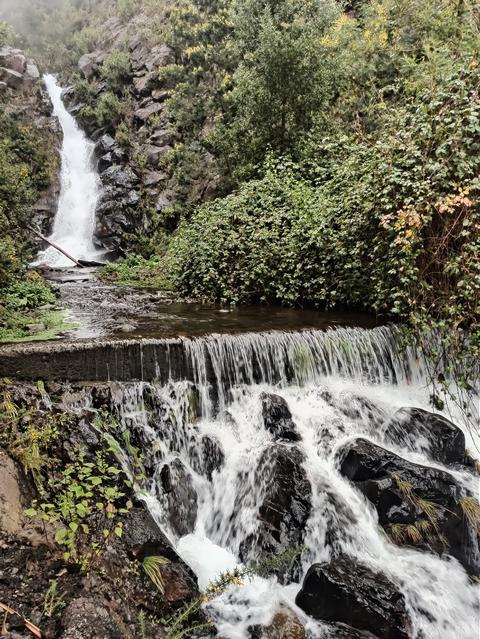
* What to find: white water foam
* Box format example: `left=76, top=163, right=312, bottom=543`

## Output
left=33, top=74, right=102, bottom=267
left=111, top=327, right=480, bottom=638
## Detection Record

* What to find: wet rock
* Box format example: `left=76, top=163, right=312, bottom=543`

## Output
left=201, top=435, right=225, bottom=480
left=335, top=392, right=387, bottom=427
left=250, top=607, right=306, bottom=638
left=261, top=393, right=301, bottom=442
left=98, top=152, right=114, bottom=172
left=386, top=407, right=466, bottom=465
left=319, top=623, right=380, bottom=638
left=160, top=459, right=198, bottom=537
left=122, top=506, right=198, bottom=593
left=295, top=559, right=411, bottom=639
left=340, top=438, right=479, bottom=575
left=96, top=133, right=116, bottom=154
left=242, top=444, right=311, bottom=580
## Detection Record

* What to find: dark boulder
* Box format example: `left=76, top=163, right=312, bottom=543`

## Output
left=295, top=559, right=411, bottom=639
left=98, top=152, right=114, bottom=172
left=260, top=393, right=301, bottom=442
left=122, top=506, right=199, bottom=606
left=241, top=444, right=311, bottom=580
left=201, top=435, right=225, bottom=480
left=320, top=623, right=379, bottom=638
left=158, top=459, right=197, bottom=537
left=386, top=407, right=466, bottom=465
left=101, top=165, right=139, bottom=188
left=340, top=438, right=479, bottom=575
left=96, top=133, right=115, bottom=155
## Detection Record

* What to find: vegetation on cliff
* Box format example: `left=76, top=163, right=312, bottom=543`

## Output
left=0, top=40, right=66, bottom=342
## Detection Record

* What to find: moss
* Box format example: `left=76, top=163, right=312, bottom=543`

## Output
left=0, top=310, right=75, bottom=344
left=99, top=255, right=173, bottom=291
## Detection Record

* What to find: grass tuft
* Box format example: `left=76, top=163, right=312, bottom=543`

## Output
left=459, top=496, right=480, bottom=533
left=142, top=555, right=170, bottom=593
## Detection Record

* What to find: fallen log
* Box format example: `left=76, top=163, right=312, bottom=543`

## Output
left=26, top=225, right=85, bottom=268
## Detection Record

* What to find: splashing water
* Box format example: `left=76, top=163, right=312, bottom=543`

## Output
left=34, top=75, right=102, bottom=267
left=108, top=326, right=479, bottom=638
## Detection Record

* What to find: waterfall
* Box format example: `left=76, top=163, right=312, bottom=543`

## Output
left=103, top=325, right=479, bottom=639
left=34, top=74, right=101, bottom=267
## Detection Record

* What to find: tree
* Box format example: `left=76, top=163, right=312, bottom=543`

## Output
left=227, top=0, right=340, bottom=168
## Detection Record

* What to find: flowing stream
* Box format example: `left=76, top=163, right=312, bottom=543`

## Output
left=104, top=326, right=479, bottom=638
left=34, top=75, right=101, bottom=267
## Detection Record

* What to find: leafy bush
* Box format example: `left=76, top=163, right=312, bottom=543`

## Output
left=118, top=0, right=136, bottom=19
left=169, top=161, right=318, bottom=304
left=100, top=50, right=131, bottom=93
left=79, top=92, right=130, bottom=129
left=3, top=274, right=56, bottom=311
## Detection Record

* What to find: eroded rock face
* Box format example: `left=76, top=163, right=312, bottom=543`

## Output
left=0, top=450, right=48, bottom=545
left=340, top=438, right=479, bottom=575
left=295, top=559, right=411, bottom=639
left=261, top=393, right=301, bottom=442
left=386, top=407, right=466, bottom=465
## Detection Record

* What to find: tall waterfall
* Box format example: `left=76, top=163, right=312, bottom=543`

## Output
left=101, top=326, right=479, bottom=639
left=34, top=74, right=101, bottom=267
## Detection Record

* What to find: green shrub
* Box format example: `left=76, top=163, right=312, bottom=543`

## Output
left=101, top=50, right=131, bottom=93
left=169, top=161, right=318, bottom=305
left=3, top=274, right=57, bottom=311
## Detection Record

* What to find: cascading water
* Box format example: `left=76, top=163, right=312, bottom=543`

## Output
left=107, top=326, right=479, bottom=638
left=34, top=74, right=102, bottom=267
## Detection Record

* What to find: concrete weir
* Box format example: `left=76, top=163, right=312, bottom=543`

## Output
left=0, top=339, right=192, bottom=383
left=0, top=326, right=414, bottom=389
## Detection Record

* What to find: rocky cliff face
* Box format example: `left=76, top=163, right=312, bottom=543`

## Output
left=0, top=46, right=61, bottom=241
left=65, top=14, right=221, bottom=255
